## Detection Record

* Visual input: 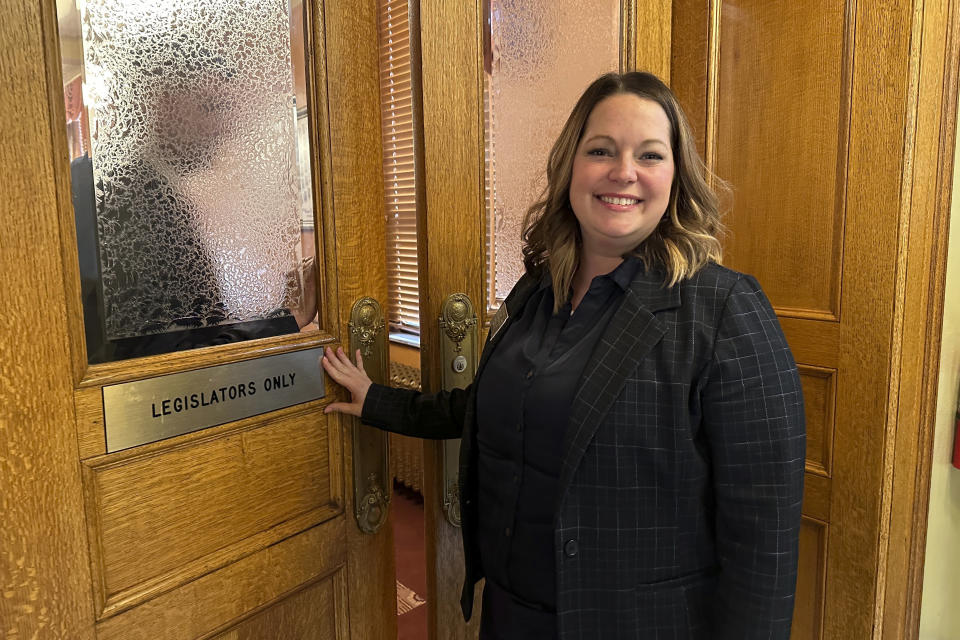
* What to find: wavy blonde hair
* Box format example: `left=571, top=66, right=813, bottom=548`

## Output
left=521, top=72, right=726, bottom=308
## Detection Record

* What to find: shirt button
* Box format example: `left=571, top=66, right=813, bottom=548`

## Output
left=512, top=473, right=519, bottom=484
left=505, top=527, right=512, bottom=537
left=564, top=539, right=578, bottom=557
left=525, top=369, right=534, bottom=380
left=516, top=422, right=522, bottom=432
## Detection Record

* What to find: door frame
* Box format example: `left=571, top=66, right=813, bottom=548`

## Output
left=881, top=0, right=960, bottom=637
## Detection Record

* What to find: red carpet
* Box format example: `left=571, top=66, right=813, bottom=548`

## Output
left=394, top=485, right=427, bottom=640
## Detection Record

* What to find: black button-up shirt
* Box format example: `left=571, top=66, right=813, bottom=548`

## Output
left=474, top=257, right=642, bottom=635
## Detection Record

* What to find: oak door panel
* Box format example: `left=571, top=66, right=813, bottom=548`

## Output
left=715, top=0, right=850, bottom=320
left=94, top=519, right=347, bottom=640
left=793, top=519, right=828, bottom=640
left=84, top=407, right=339, bottom=617
left=798, top=365, right=836, bottom=477
left=213, top=572, right=344, bottom=640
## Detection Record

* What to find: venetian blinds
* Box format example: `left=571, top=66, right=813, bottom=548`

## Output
left=379, top=0, right=420, bottom=336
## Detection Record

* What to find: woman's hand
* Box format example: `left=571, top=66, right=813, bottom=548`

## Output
left=321, top=346, right=372, bottom=417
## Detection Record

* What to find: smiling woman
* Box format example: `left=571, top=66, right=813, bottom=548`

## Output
left=324, top=71, right=805, bottom=640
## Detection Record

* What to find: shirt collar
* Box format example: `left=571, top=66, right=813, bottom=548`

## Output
left=609, top=255, right=643, bottom=291
left=535, top=255, right=644, bottom=294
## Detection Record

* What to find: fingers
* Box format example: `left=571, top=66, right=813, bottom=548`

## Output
left=321, top=346, right=355, bottom=380
left=320, top=349, right=344, bottom=382
left=355, top=349, right=366, bottom=373
left=323, top=401, right=360, bottom=417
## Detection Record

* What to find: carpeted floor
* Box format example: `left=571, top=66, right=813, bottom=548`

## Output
left=394, top=485, right=427, bottom=639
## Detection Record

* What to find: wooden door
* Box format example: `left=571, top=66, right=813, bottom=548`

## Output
left=2, top=1, right=398, bottom=638
left=672, top=1, right=959, bottom=638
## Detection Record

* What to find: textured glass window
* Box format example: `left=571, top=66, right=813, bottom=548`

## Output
left=484, top=0, right=621, bottom=307
left=57, top=0, right=317, bottom=363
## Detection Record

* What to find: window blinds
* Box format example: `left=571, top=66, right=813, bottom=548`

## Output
left=379, top=0, right=420, bottom=336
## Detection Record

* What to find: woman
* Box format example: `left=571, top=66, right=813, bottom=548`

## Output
left=323, top=71, right=805, bottom=639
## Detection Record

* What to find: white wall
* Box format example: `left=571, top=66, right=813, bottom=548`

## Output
left=918, top=106, right=960, bottom=638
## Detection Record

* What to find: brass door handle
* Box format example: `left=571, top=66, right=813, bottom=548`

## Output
left=438, top=293, right=478, bottom=527
left=349, top=297, right=390, bottom=534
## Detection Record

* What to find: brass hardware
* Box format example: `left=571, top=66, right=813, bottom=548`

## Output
left=350, top=297, right=387, bottom=358
left=440, top=293, right=478, bottom=353
left=438, top=293, right=478, bottom=527
left=103, top=349, right=325, bottom=452
left=349, top=297, right=390, bottom=534
left=356, top=472, right=389, bottom=534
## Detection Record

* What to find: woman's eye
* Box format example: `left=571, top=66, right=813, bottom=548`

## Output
left=639, top=152, right=664, bottom=161
left=587, top=148, right=613, bottom=157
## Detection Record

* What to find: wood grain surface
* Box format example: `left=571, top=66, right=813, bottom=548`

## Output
left=1, top=1, right=95, bottom=637
left=94, top=518, right=347, bottom=640
left=323, top=1, right=398, bottom=638
left=212, top=575, right=341, bottom=640
left=85, top=410, right=334, bottom=615
left=878, top=0, right=960, bottom=636
left=419, top=1, right=487, bottom=636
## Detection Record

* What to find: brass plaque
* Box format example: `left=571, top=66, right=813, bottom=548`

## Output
left=103, top=348, right=325, bottom=452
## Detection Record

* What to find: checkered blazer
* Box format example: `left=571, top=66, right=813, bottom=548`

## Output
left=362, top=262, right=805, bottom=639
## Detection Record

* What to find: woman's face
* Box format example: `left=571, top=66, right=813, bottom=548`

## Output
left=569, top=93, right=675, bottom=260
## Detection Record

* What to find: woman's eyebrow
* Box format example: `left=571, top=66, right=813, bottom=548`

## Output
left=581, top=134, right=669, bottom=147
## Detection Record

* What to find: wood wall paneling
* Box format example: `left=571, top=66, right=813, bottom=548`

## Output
left=798, top=365, right=836, bottom=477
left=830, top=0, right=911, bottom=634
left=792, top=518, right=828, bottom=640
left=715, top=0, right=850, bottom=320
left=670, top=0, right=710, bottom=152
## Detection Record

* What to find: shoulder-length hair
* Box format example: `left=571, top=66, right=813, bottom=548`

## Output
left=521, top=71, right=725, bottom=307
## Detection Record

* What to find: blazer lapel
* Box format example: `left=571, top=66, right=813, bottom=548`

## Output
left=554, top=270, right=681, bottom=517
left=475, top=272, right=540, bottom=378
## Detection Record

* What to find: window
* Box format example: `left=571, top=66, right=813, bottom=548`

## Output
left=379, top=0, right=420, bottom=340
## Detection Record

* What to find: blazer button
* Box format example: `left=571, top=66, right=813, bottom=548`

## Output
left=564, top=539, right=578, bottom=557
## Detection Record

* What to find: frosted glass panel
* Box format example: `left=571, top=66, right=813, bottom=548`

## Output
left=485, top=0, right=621, bottom=305
left=58, top=0, right=318, bottom=362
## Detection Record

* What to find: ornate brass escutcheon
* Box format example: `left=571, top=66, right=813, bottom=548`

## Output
left=349, top=297, right=390, bottom=534
left=438, top=293, right=478, bottom=527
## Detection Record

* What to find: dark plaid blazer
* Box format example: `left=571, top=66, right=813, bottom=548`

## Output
left=362, top=262, right=805, bottom=639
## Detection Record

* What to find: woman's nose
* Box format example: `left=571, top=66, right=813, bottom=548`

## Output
left=609, top=156, right=638, bottom=183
